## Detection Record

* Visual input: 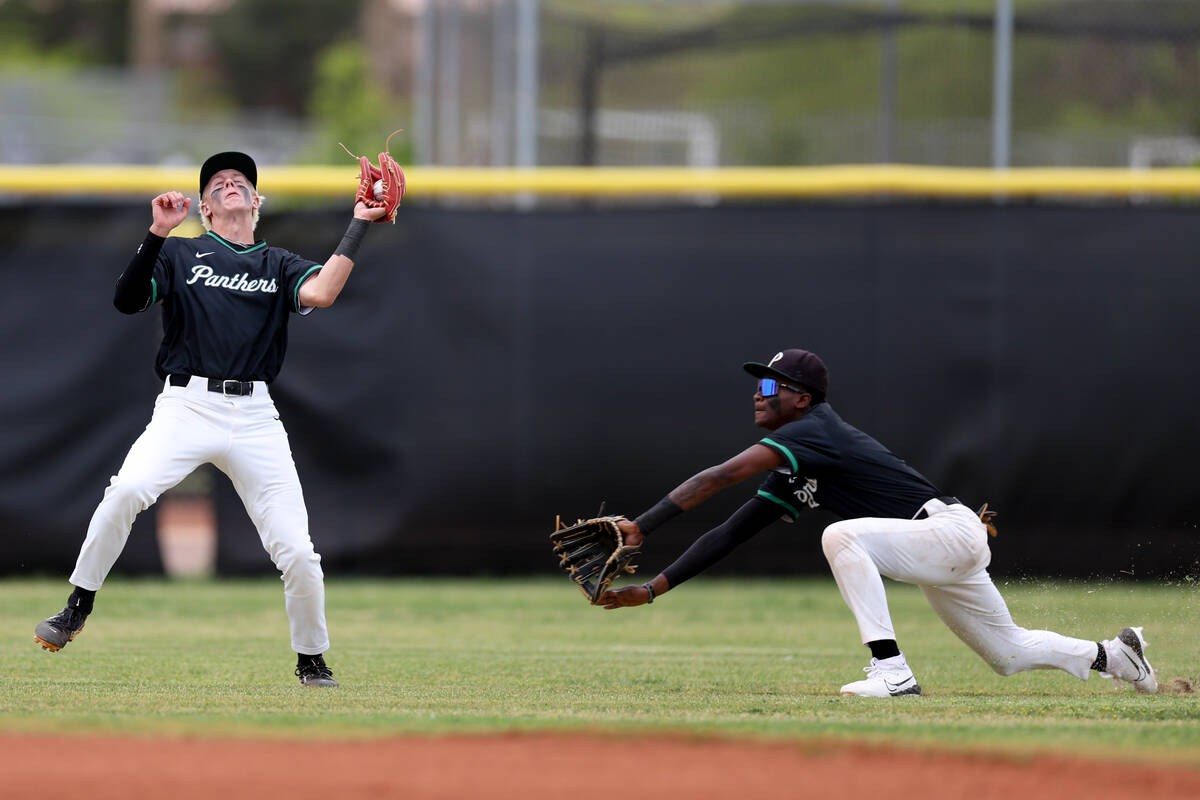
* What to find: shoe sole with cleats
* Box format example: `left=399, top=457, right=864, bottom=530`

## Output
left=298, top=676, right=340, bottom=688
left=34, top=622, right=83, bottom=652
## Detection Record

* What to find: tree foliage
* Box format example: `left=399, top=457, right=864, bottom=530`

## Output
left=0, top=0, right=130, bottom=65
left=206, top=0, right=364, bottom=115
left=305, top=40, right=412, bottom=165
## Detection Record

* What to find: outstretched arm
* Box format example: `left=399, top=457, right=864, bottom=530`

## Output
left=596, top=443, right=785, bottom=609
left=600, top=497, right=782, bottom=609
left=619, top=443, right=783, bottom=548
left=298, top=201, right=387, bottom=309
left=670, top=443, right=783, bottom=508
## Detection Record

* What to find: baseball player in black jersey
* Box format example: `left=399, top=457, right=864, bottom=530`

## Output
left=33, top=151, right=387, bottom=687
left=599, top=349, right=1157, bottom=696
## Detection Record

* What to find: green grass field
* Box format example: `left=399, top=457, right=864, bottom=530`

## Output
left=2, top=577, right=1197, bottom=763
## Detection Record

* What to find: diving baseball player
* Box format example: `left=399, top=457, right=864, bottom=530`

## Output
left=33, top=151, right=388, bottom=687
left=598, top=349, right=1157, bottom=697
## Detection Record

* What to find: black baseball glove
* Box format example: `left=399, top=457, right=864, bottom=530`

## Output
left=550, top=515, right=641, bottom=604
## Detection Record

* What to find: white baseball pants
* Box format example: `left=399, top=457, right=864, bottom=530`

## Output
left=821, top=498, right=1096, bottom=680
left=70, top=376, right=330, bottom=655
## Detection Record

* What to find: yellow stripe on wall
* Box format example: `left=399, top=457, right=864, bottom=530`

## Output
left=2, top=165, right=1200, bottom=199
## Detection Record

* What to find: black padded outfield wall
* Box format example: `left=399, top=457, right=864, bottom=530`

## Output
left=2, top=203, right=1197, bottom=579
left=0, top=207, right=164, bottom=576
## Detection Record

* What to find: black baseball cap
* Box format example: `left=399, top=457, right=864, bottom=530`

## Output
left=199, top=151, right=258, bottom=194
left=743, top=349, right=829, bottom=398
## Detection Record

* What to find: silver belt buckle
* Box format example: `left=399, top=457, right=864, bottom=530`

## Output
left=222, top=379, right=241, bottom=397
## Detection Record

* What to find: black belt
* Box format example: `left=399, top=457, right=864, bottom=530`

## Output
left=915, top=495, right=961, bottom=519
left=169, top=374, right=255, bottom=397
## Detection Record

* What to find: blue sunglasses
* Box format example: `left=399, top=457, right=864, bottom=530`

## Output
left=757, top=377, right=807, bottom=397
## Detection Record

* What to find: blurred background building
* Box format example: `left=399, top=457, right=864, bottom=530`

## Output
left=2, top=0, right=1200, bottom=170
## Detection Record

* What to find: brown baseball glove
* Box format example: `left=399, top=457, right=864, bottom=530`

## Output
left=977, top=503, right=999, bottom=537
left=339, top=129, right=406, bottom=223
left=550, top=515, right=640, bottom=604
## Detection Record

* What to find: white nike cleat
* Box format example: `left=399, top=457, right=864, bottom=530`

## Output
left=1100, top=626, right=1157, bottom=694
left=839, top=653, right=922, bottom=697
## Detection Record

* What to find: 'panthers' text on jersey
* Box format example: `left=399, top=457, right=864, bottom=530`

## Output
left=145, top=231, right=322, bottom=382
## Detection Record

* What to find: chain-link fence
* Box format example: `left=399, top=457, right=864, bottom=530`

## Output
left=522, top=0, right=1200, bottom=168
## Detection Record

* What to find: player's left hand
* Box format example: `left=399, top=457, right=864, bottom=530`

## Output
left=354, top=202, right=388, bottom=222
left=549, top=515, right=640, bottom=604
left=616, top=518, right=644, bottom=548
left=342, top=130, right=406, bottom=224
left=598, top=584, right=652, bottom=610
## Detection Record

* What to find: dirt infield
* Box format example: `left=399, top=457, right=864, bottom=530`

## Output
left=5, top=733, right=1200, bottom=800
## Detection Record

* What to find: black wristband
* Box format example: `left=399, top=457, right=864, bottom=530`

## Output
left=333, top=218, right=369, bottom=259
left=633, top=497, right=683, bottom=537
left=642, top=582, right=656, bottom=603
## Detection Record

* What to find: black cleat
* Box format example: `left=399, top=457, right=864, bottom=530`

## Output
left=34, top=605, right=88, bottom=652
left=296, top=654, right=340, bottom=687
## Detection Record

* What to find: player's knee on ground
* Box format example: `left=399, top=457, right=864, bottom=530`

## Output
left=985, top=657, right=1026, bottom=676
left=951, top=630, right=1030, bottom=676
left=968, top=643, right=1028, bottom=676
left=979, top=632, right=1056, bottom=676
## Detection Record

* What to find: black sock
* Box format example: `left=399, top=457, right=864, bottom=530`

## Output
left=1090, top=642, right=1106, bottom=672
left=297, top=653, right=324, bottom=668
left=68, top=587, right=95, bottom=616
left=867, top=639, right=901, bottom=660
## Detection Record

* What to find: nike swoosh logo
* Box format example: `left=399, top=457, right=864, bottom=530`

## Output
left=1123, top=652, right=1148, bottom=681
left=884, top=676, right=916, bottom=692
left=195, top=250, right=215, bottom=258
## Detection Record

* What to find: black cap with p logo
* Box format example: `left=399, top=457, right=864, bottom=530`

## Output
left=742, top=349, right=829, bottom=399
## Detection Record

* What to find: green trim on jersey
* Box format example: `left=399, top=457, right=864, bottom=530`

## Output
left=757, top=490, right=801, bottom=520
left=149, top=277, right=158, bottom=307
left=293, top=264, right=322, bottom=311
left=205, top=231, right=267, bottom=255
left=759, top=437, right=798, bottom=473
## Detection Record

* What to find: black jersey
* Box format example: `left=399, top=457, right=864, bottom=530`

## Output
left=147, top=231, right=321, bottom=382
left=754, top=403, right=941, bottom=521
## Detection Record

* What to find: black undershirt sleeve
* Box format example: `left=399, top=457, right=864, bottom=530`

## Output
left=113, top=231, right=165, bottom=314
left=661, top=497, right=783, bottom=589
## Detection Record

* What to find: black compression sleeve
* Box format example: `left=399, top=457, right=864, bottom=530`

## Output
left=660, top=498, right=782, bottom=589
left=633, top=496, right=683, bottom=536
left=113, top=231, right=165, bottom=314
left=333, top=218, right=369, bottom=259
